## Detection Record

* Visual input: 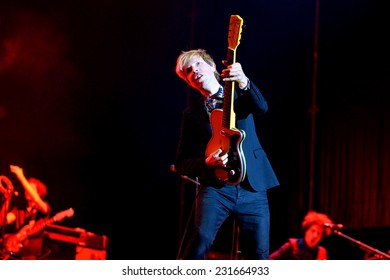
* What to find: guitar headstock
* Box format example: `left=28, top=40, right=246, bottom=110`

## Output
left=53, top=207, right=74, bottom=222
left=227, top=15, right=244, bottom=51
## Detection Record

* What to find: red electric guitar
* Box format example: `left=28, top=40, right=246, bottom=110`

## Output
left=205, top=15, right=246, bottom=185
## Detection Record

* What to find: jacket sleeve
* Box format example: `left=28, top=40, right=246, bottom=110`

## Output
left=269, top=240, right=293, bottom=260
left=235, top=81, right=268, bottom=119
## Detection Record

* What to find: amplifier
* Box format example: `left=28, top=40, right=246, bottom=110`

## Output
left=41, top=224, right=109, bottom=260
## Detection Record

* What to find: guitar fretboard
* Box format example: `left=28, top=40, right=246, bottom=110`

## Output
left=222, top=48, right=237, bottom=130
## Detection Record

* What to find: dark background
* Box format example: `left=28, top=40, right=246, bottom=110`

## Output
left=0, top=0, right=388, bottom=259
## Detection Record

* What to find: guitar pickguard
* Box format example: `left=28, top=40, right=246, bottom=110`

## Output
left=206, top=109, right=246, bottom=185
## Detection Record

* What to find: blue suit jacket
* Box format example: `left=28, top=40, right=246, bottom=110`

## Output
left=175, top=82, right=279, bottom=192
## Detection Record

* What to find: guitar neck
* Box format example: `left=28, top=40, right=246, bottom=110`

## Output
left=222, top=48, right=237, bottom=130
left=27, top=217, right=51, bottom=236
left=23, top=208, right=74, bottom=237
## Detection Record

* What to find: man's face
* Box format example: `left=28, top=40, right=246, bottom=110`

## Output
left=183, top=56, right=216, bottom=93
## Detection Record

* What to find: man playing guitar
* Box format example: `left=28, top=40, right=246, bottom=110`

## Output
left=173, top=13, right=279, bottom=261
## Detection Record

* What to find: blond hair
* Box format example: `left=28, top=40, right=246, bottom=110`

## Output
left=175, top=49, right=220, bottom=82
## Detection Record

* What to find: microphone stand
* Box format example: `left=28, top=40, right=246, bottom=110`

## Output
left=170, top=165, right=200, bottom=259
left=332, top=229, right=390, bottom=260
left=170, top=165, right=240, bottom=260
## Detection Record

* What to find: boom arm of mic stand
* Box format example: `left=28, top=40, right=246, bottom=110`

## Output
left=333, top=229, right=390, bottom=260
left=170, top=165, right=200, bottom=186
left=179, top=175, right=200, bottom=186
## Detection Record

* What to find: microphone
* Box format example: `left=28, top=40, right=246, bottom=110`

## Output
left=323, top=223, right=344, bottom=230
left=170, top=164, right=177, bottom=173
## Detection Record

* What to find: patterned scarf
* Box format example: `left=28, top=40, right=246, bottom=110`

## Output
left=204, top=85, right=224, bottom=114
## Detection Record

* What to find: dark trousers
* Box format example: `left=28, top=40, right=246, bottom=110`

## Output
left=182, top=182, right=270, bottom=260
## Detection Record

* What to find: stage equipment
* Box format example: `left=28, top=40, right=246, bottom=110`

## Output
left=40, top=224, right=109, bottom=260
